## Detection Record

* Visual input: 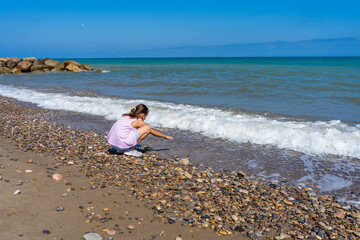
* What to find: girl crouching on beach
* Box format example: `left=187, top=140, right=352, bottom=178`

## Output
left=107, top=104, right=173, bottom=157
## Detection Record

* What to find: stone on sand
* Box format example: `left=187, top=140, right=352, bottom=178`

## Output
left=83, top=232, right=103, bottom=240
left=52, top=173, right=63, bottom=181
left=179, top=158, right=189, bottom=165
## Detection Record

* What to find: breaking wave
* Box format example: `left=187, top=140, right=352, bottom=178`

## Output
left=1, top=84, right=359, bottom=159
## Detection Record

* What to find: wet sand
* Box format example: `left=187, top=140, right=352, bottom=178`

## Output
left=1, top=96, right=360, bottom=239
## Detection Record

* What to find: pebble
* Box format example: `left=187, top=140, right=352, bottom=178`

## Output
left=234, top=226, right=245, bottom=232
left=25, top=169, right=33, bottom=173
left=247, top=230, right=263, bottom=238
left=239, top=189, right=249, bottom=194
left=14, top=180, right=23, bottom=186
left=14, top=189, right=21, bottom=195
left=56, top=207, right=64, bottom=211
left=179, top=158, right=189, bottom=165
left=42, top=230, right=51, bottom=235
left=52, top=174, right=63, bottom=181
left=196, top=178, right=204, bottom=183
left=128, top=225, right=135, bottom=230
left=237, top=171, right=247, bottom=178
left=168, top=216, right=176, bottom=224
left=334, top=211, right=345, bottom=219
left=83, top=232, right=103, bottom=240
left=276, top=233, right=291, bottom=239
left=106, top=230, right=116, bottom=235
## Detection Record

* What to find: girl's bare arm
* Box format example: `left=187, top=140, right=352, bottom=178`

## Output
left=132, top=120, right=173, bottom=139
left=150, top=128, right=173, bottom=139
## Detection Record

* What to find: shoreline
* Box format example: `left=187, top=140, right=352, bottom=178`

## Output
left=15, top=96, right=360, bottom=200
left=0, top=95, right=359, bottom=239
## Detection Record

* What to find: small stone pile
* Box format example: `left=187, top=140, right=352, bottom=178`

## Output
left=0, top=57, right=94, bottom=74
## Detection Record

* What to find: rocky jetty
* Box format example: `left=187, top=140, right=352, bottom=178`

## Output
left=0, top=96, right=359, bottom=239
left=0, top=57, right=94, bottom=74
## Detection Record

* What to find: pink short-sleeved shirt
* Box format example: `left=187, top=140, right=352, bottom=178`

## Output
left=107, top=116, right=138, bottom=149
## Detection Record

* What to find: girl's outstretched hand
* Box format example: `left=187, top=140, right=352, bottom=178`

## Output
left=165, top=135, right=174, bottom=140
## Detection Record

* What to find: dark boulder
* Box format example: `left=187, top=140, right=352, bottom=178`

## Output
left=7, top=57, right=21, bottom=68
left=7, top=60, right=18, bottom=69
left=33, top=59, right=45, bottom=65
left=0, top=61, right=4, bottom=67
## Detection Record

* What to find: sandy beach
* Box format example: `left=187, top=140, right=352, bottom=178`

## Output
left=0, top=138, right=221, bottom=239
left=0, top=95, right=359, bottom=240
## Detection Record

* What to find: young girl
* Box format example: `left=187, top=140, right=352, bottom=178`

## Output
left=107, top=104, right=173, bottom=157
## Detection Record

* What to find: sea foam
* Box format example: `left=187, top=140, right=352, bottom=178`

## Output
left=1, top=84, right=359, bottom=159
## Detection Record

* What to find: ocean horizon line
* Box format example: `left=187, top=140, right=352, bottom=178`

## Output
left=53, top=56, right=360, bottom=59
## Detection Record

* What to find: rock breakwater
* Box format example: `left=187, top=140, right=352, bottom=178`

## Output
left=0, top=96, right=359, bottom=239
left=0, top=57, right=94, bottom=74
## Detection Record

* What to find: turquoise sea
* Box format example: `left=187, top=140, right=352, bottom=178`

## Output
left=0, top=57, right=359, bottom=200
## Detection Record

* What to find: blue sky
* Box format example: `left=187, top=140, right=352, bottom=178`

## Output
left=1, top=0, right=359, bottom=57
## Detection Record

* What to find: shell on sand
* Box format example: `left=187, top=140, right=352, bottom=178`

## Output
left=52, top=174, right=63, bottom=181
left=107, top=230, right=116, bottom=235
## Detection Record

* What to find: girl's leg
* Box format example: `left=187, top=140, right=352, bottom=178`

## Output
left=135, top=125, right=151, bottom=145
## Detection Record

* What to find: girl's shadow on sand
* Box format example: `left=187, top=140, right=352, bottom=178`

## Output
left=107, top=146, right=169, bottom=155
